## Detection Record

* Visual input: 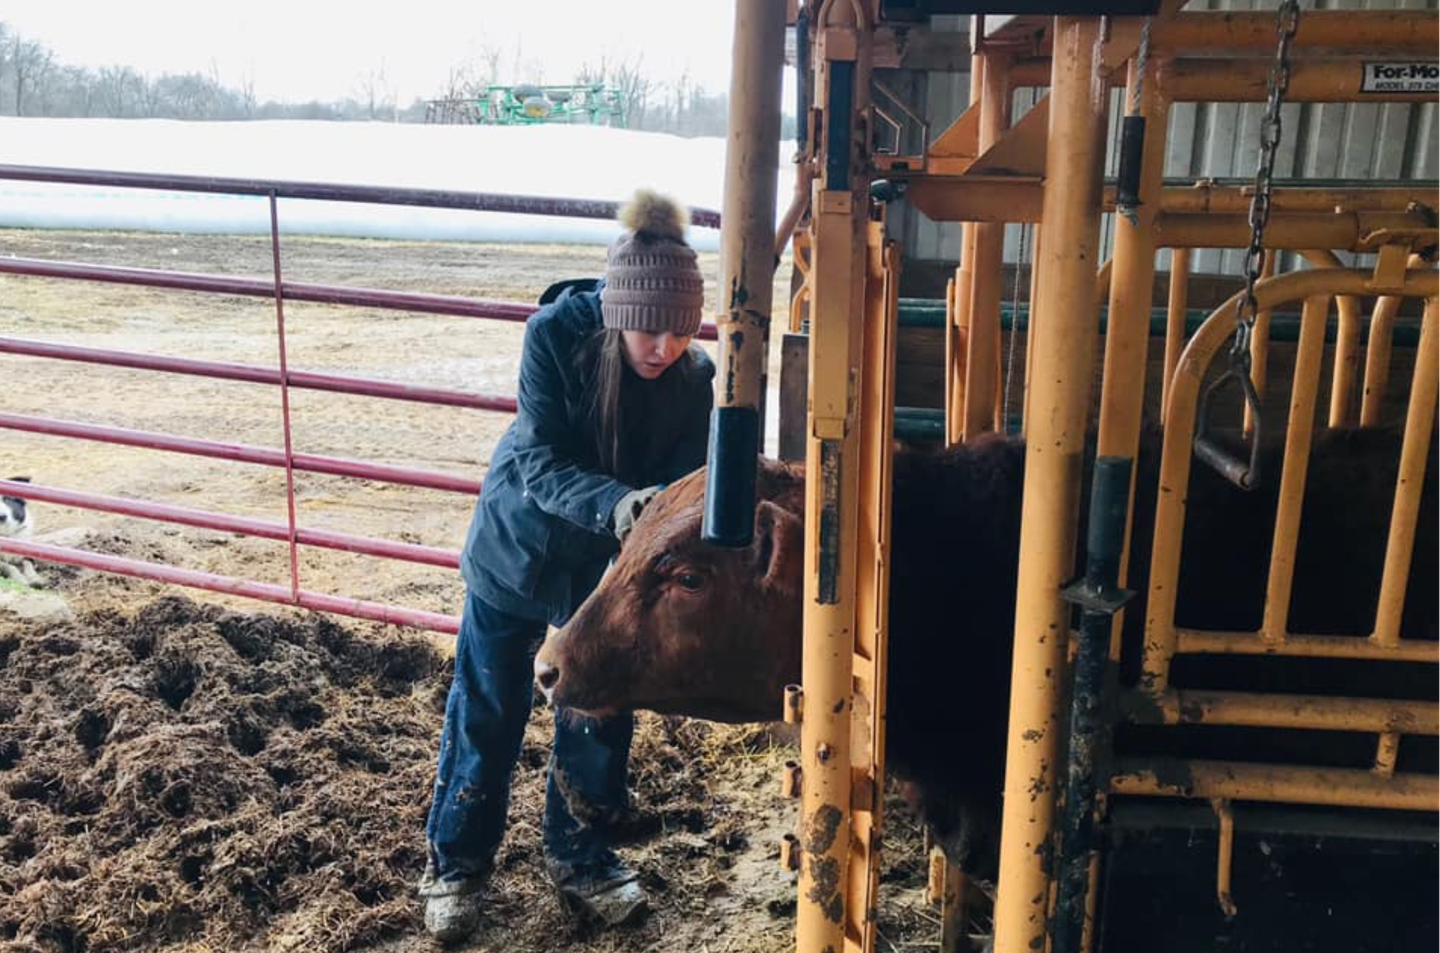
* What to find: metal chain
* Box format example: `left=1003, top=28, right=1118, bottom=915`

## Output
left=1231, top=0, right=1302, bottom=371
left=1128, top=19, right=1152, bottom=117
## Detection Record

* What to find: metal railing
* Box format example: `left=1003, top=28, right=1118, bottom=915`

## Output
left=0, top=163, right=721, bottom=634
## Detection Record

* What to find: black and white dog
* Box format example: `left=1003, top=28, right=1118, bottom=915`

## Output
left=1, top=478, right=44, bottom=587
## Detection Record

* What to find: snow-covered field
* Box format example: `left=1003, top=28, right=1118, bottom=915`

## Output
left=0, top=118, right=797, bottom=247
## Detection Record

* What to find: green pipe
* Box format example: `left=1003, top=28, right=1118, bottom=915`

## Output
left=893, top=407, right=944, bottom=442
left=895, top=298, right=1422, bottom=347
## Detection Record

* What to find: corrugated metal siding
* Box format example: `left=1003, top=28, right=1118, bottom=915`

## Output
left=898, top=0, right=1439, bottom=275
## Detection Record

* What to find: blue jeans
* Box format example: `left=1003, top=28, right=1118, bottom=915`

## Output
left=425, top=589, right=634, bottom=883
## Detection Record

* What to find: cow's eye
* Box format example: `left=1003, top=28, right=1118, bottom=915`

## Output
left=676, top=573, right=702, bottom=591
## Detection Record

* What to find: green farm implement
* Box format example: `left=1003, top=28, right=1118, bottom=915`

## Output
left=425, top=84, right=626, bottom=127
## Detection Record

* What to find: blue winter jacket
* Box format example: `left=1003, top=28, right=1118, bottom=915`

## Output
left=460, top=286, right=715, bottom=626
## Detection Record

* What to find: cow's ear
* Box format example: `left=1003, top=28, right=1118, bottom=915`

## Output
left=753, top=501, right=801, bottom=595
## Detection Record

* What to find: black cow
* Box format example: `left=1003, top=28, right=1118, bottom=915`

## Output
left=536, top=426, right=1438, bottom=878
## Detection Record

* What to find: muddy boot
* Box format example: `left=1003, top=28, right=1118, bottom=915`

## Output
left=551, top=861, right=649, bottom=927
left=418, top=861, right=488, bottom=943
left=542, top=708, right=644, bottom=926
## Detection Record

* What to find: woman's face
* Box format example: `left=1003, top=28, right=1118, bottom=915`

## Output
left=620, top=330, right=693, bottom=380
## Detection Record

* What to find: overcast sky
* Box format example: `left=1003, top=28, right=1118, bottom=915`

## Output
left=1, top=0, right=739, bottom=105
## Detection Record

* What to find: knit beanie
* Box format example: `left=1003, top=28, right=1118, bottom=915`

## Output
left=602, top=190, right=705, bottom=337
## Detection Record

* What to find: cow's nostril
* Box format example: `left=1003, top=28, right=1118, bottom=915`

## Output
left=535, top=659, right=560, bottom=693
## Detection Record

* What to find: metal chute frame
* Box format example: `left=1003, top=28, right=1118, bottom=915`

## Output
left=776, top=1, right=1439, bottom=951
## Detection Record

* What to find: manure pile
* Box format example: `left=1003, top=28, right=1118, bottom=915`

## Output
left=0, top=595, right=828, bottom=953
left=0, top=596, right=445, bottom=952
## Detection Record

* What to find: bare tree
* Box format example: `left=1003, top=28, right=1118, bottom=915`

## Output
left=681, top=87, right=727, bottom=137
left=437, top=66, right=468, bottom=101
left=41, top=64, right=96, bottom=116
left=611, top=55, right=652, bottom=129
left=356, top=62, right=394, bottom=120
left=478, top=43, right=502, bottom=88
left=429, top=45, right=504, bottom=122
left=95, top=65, right=141, bottom=117
left=671, top=70, right=703, bottom=134
left=134, top=71, right=165, bottom=118
left=10, top=34, right=54, bottom=115
left=0, top=23, right=11, bottom=110
left=508, top=39, right=545, bottom=85
left=236, top=70, right=257, bottom=118
left=576, top=57, right=608, bottom=88
left=152, top=72, right=234, bottom=119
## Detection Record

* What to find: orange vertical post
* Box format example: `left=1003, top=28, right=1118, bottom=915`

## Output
left=964, top=48, right=1011, bottom=440
left=994, top=16, right=1110, bottom=953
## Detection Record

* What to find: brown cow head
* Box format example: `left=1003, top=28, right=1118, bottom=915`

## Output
left=535, top=458, right=806, bottom=723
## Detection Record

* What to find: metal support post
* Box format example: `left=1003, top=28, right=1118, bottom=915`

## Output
left=1097, top=54, right=1167, bottom=462
left=1055, top=457, right=1136, bottom=953
left=1161, top=247, right=1189, bottom=420
left=705, top=0, right=786, bottom=546
left=796, top=0, right=872, bottom=949
left=946, top=49, right=985, bottom=447
left=994, top=17, right=1110, bottom=953
left=847, top=219, right=900, bottom=953
left=964, top=49, right=1011, bottom=440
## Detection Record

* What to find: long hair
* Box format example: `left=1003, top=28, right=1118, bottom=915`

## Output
left=578, top=328, right=699, bottom=484
left=587, top=330, right=629, bottom=478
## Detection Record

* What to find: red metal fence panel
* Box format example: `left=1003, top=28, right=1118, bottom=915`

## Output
left=1, top=164, right=723, bottom=632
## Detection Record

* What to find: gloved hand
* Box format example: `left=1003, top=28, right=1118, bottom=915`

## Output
left=612, top=484, right=664, bottom=543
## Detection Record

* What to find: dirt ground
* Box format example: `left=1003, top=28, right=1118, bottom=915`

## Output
left=0, top=230, right=943, bottom=953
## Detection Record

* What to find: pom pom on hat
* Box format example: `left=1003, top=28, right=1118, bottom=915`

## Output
left=618, top=189, right=689, bottom=243
left=603, top=189, right=704, bottom=337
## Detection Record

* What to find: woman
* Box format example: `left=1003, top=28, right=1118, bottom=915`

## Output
left=420, top=190, right=715, bottom=941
